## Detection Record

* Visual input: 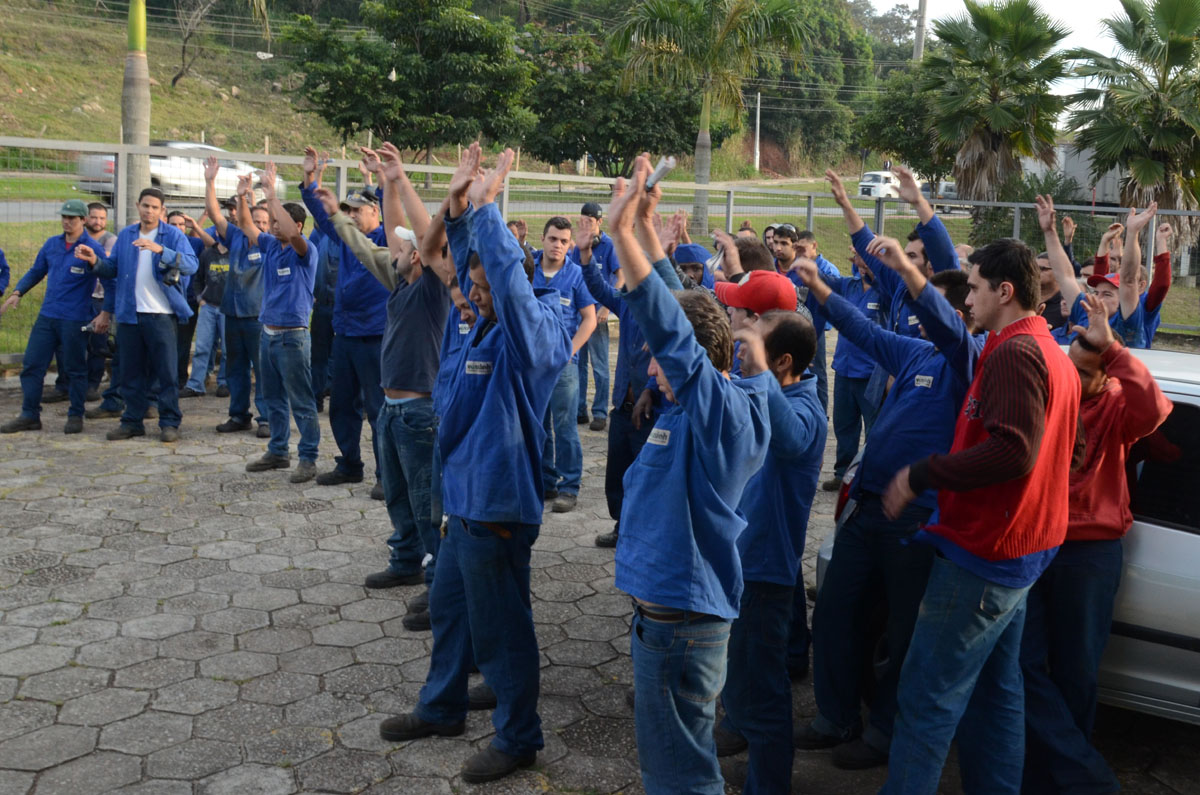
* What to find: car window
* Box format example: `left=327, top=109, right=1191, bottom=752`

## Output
left=1129, top=399, right=1200, bottom=534
left=863, top=174, right=881, bottom=183
left=219, top=160, right=237, bottom=169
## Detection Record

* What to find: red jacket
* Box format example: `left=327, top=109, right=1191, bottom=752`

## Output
left=1068, top=342, right=1172, bottom=540
left=911, top=316, right=1082, bottom=560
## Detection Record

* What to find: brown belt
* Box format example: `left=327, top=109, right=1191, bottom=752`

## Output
left=633, top=602, right=718, bottom=623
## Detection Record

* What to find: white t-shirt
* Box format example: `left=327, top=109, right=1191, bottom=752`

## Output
left=134, top=227, right=171, bottom=314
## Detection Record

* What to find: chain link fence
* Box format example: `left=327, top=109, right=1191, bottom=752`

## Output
left=1, top=137, right=1197, bottom=363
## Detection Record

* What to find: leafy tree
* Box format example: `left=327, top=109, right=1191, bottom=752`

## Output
left=971, top=170, right=1099, bottom=249
left=920, top=0, right=1069, bottom=200
left=613, top=0, right=810, bottom=231
left=854, top=67, right=953, bottom=187
left=520, top=31, right=722, bottom=178
left=1067, top=0, right=1200, bottom=236
left=847, top=0, right=914, bottom=74
left=283, top=0, right=535, bottom=167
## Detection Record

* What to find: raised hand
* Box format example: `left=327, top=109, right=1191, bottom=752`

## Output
left=608, top=155, right=651, bottom=238
left=864, top=235, right=907, bottom=270
left=260, top=162, right=278, bottom=199
left=788, top=255, right=820, bottom=286
left=1034, top=194, right=1056, bottom=234
left=1069, top=292, right=1115, bottom=352
left=825, top=170, right=849, bottom=206
left=732, top=327, right=768, bottom=377
left=448, top=142, right=482, bottom=214
left=468, top=148, right=515, bottom=208
left=1155, top=222, right=1173, bottom=251
left=313, top=187, right=340, bottom=217
left=378, top=142, right=407, bottom=184
left=204, top=156, right=220, bottom=183
left=635, top=152, right=662, bottom=226
left=236, top=173, right=252, bottom=197
left=892, top=164, right=923, bottom=206
left=359, top=146, right=382, bottom=175
left=1125, top=202, right=1158, bottom=235
left=1100, top=222, right=1123, bottom=244
left=1061, top=215, right=1076, bottom=244
left=302, top=146, right=319, bottom=177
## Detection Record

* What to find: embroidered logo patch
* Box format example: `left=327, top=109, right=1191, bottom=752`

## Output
left=248, top=252, right=262, bottom=262
left=458, top=322, right=470, bottom=335
left=647, top=428, right=671, bottom=446
left=559, top=296, right=572, bottom=306
left=277, top=267, right=291, bottom=277
left=867, top=302, right=879, bottom=310
left=907, top=314, right=919, bottom=326
left=70, top=266, right=85, bottom=275
left=914, top=375, right=933, bottom=388
left=465, top=360, right=493, bottom=375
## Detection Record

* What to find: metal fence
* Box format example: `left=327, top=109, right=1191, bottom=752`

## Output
left=1, top=136, right=1198, bottom=362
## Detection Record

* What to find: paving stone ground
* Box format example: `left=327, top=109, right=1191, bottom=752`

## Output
left=1, top=343, right=1197, bottom=794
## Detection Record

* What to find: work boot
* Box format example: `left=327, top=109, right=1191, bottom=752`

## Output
left=407, top=589, right=430, bottom=614
left=1, top=416, right=41, bottom=433
left=589, top=416, right=607, bottom=432
left=316, top=469, right=363, bottom=486
left=595, top=527, right=619, bottom=548
left=179, top=387, right=202, bottom=398
left=378, top=713, right=464, bottom=742
left=160, top=426, right=180, bottom=443
left=41, top=389, right=67, bottom=404
left=63, top=416, right=83, bottom=434
left=246, top=453, right=290, bottom=472
left=794, top=721, right=848, bottom=750
left=255, top=423, right=270, bottom=438
left=363, top=570, right=423, bottom=589
left=468, top=683, right=497, bottom=711
left=86, top=406, right=121, bottom=419
left=401, top=611, right=431, bottom=631
left=460, top=746, right=536, bottom=784
left=215, top=385, right=230, bottom=398
left=552, top=493, right=577, bottom=513
left=216, top=418, right=252, bottom=433
left=85, top=387, right=101, bottom=402
left=289, top=460, right=317, bottom=483
left=714, top=724, right=749, bottom=757
left=370, top=482, right=384, bottom=500
left=821, top=477, right=841, bottom=492
left=106, top=425, right=145, bottom=441
left=831, top=738, right=889, bottom=770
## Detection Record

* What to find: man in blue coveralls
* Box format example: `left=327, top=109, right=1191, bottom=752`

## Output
left=572, top=201, right=618, bottom=431
left=380, top=144, right=570, bottom=785
left=0, top=199, right=109, bottom=434
left=612, top=154, right=772, bottom=795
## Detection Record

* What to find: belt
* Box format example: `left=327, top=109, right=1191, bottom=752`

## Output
left=633, top=601, right=718, bottom=624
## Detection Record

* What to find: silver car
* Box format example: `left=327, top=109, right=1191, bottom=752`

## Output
left=815, top=347, right=1200, bottom=725
left=76, top=141, right=285, bottom=202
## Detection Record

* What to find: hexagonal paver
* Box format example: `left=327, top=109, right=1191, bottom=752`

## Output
left=352, top=637, right=428, bottom=666
left=0, top=625, right=38, bottom=652
left=0, top=644, right=73, bottom=675
left=153, top=679, right=239, bottom=715
left=563, top=614, right=630, bottom=642
left=232, top=588, right=299, bottom=612
left=86, top=596, right=159, bottom=621
left=193, top=702, right=282, bottom=741
left=122, top=614, right=196, bottom=640
left=147, top=738, right=242, bottom=779
left=199, top=608, right=270, bottom=635
left=158, top=630, right=235, bottom=660
left=37, top=618, right=119, bottom=647
left=240, top=671, right=321, bottom=705
left=196, top=764, right=296, bottom=795
left=278, top=645, right=354, bottom=675
left=299, top=582, right=366, bottom=606
left=0, top=725, right=97, bottom=770
left=6, top=601, right=84, bottom=627
left=0, top=700, right=57, bottom=742
left=112, top=657, right=195, bottom=690
left=545, top=638, right=619, bottom=667
left=29, top=750, right=142, bottom=792
left=161, top=591, right=232, bottom=616
left=339, top=598, right=407, bottom=624
left=244, top=726, right=334, bottom=766
left=311, top=621, right=383, bottom=647
left=324, top=663, right=405, bottom=695
left=59, top=689, right=150, bottom=726
left=284, top=692, right=367, bottom=728
left=196, top=541, right=257, bottom=560
left=76, top=637, right=158, bottom=669
left=18, top=665, right=110, bottom=701
left=198, top=651, right=277, bottom=681
left=298, top=749, right=391, bottom=793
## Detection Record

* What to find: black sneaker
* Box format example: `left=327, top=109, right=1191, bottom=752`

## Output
left=179, top=387, right=203, bottom=398
left=714, top=724, right=748, bottom=757
left=246, top=453, right=291, bottom=472
left=215, top=385, right=230, bottom=398
left=401, top=611, right=431, bottom=631
left=363, top=570, right=423, bottom=589
left=460, top=746, right=536, bottom=784
left=63, top=416, right=83, bottom=435
left=1, top=416, right=42, bottom=433
left=106, top=424, right=145, bottom=441
left=316, top=469, right=364, bottom=487
left=595, top=529, right=619, bottom=548
left=468, top=682, right=497, bottom=711
left=831, top=738, right=889, bottom=770
left=378, top=712, right=464, bottom=742
left=216, top=418, right=252, bottom=433
left=794, top=721, right=849, bottom=750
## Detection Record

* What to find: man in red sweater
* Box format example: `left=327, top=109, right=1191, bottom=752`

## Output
left=879, top=236, right=1083, bottom=794
left=1021, top=290, right=1171, bottom=793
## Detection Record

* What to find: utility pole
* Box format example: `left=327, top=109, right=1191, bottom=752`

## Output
left=753, top=92, right=761, bottom=172
left=913, top=0, right=928, bottom=61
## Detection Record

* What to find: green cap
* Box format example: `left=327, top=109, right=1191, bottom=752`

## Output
left=59, top=199, right=88, bottom=217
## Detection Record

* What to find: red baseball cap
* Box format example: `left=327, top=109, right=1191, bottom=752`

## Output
left=1086, top=273, right=1119, bottom=289
left=714, top=270, right=797, bottom=315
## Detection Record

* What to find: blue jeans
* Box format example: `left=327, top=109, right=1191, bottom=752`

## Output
left=418, top=517, right=543, bottom=757
left=260, top=329, right=320, bottom=462
left=787, top=573, right=811, bottom=675
left=1021, top=540, right=1122, bottom=795
left=720, top=581, right=794, bottom=795
left=377, top=398, right=439, bottom=585
left=811, top=494, right=934, bottom=749
left=604, top=404, right=653, bottom=521
left=99, top=334, right=124, bottom=412
left=833, top=373, right=878, bottom=477
left=328, top=334, right=383, bottom=480
left=224, top=315, right=266, bottom=425
left=185, top=303, right=226, bottom=393
left=309, top=307, right=334, bottom=399
left=21, top=314, right=89, bottom=420
left=117, top=314, right=181, bottom=430
left=809, top=331, right=829, bottom=415
left=576, top=322, right=610, bottom=419
left=883, top=555, right=1030, bottom=795
left=542, top=363, right=582, bottom=495
left=632, top=610, right=730, bottom=795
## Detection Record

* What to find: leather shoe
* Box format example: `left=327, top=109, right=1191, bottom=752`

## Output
left=86, top=406, right=121, bottom=419
left=316, top=469, right=364, bottom=486
left=178, top=387, right=203, bottom=398
left=401, top=611, right=431, bottom=631
left=714, top=724, right=748, bottom=757
left=468, top=682, right=497, bottom=711
left=246, top=453, right=290, bottom=472
left=256, top=423, right=270, bottom=438
left=576, top=413, right=589, bottom=425
left=551, top=493, right=577, bottom=513
left=1, top=416, right=42, bottom=433
left=378, top=712, right=464, bottom=742
left=106, top=424, right=145, bottom=441
left=85, top=387, right=101, bottom=402
left=215, top=385, right=230, bottom=398
left=289, top=460, right=317, bottom=483
left=363, top=569, right=423, bottom=589
left=831, top=738, right=889, bottom=770
left=407, top=589, right=430, bottom=614
left=41, top=389, right=67, bottom=404
left=216, top=418, right=252, bottom=433
left=821, top=477, right=842, bottom=492
left=160, top=426, right=180, bottom=443
left=595, top=529, right=618, bottom=548
left=460, top=746, right=536, bottom=784
left=63, top=416, right=83, bottom=434
left=794, top=721, right=848, bottom=750
left=589, top=417, right=606, bottom=432
left=370, top=482, right=384, bottom=500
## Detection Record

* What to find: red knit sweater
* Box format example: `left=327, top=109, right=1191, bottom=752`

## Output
left=909, top=316, right=1082, bottom=560
left=1068, top=342, right=1172, bottom=540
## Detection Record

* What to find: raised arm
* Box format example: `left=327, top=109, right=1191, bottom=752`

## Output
left=735, top=326, right=824, bottom=458
left=893, top=165, right=934, bottom=225
left=1035, top=195, right=1081, bottom=306
left=380, top=142, right=430, bottom=240
left=827, top=170, right=866, bottom=235
left=261, top=162, right=306, bottom=257
left=1145, top=223, right=1173, bottom=313
left=1093, top=222, right=1123, bottom=274
left=314, top=187, right=395, bottom=291
left=233, top=174, right=261, bottom=248
left=203, top=156, right=229, bottom=240
left=1120, top=203, right=1157, bottom=319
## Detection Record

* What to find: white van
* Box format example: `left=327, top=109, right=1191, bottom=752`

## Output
left=858, top=171, right=901, bottom=199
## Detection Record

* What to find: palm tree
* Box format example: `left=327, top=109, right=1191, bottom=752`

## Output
left=919, top=0, right=1069, bottom=201
left=121, top=0, right=268, bottom=221
left=612, top=0, right=809, bottom=231
left=1068, top=0, right=1200, bottom=237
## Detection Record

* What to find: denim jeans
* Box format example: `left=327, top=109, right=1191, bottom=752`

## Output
left=377, top=398, right=439, bottom=585
left=604, top=404, right=653, bottom=521
left=430, top=437, right=444, bottom=533
left=576, top=322, right=610, bottom=418
left=542, top=363, right=582, bottom=495
left=328, top=334, right=383, bottom=480
left=811, top=494, right=934, bottom=749
left=185, top=303, right=226, bottom=393
left=809, top=332, right=829, bottom=415
left=832, top=373, right=878, bottom=477
left=883, top=555, right=1031, bottom=795
left=787, top=572, right=811, bottom=676
left=259, top=329, right=320, bottom=462
left=21, top=314, right=89, bottom=420
left=1021, top=539, right=1122, bottom=795
left=309, top=307, right=334, bottom=399
left=176, top=307, right=198, bottom=387
left=224, top=315, right=266, bottom=425
left=632, top=610, right=731, bottom=795
left=417, top=517, right=543, bottom=758
left=99, top=334, right=124, bottom=412
left=117, top=314, right=182, bottom=430
left=720, top=581, right=794, bottom=795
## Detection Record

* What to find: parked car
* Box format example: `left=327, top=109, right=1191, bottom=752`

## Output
left=76, top=141, right=285, bottom=203
left=815, top=347, right=1200, bottom=725
left=858, top=171, right=901, bottom=199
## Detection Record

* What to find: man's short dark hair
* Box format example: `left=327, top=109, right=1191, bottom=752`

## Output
left=907, top=228, right=921, bottom=243
left=522, top=246, right=536, bottom=282
left=968, top=238, right=1040, bottom=311
left=930, top=270, right=970, bottom=317
left=282, top=202, right=307, bottom=226
left=138, top=187, right=165, bottom=204
left=760, top=310, right=816, bottom=375
left=674, top=290, right=732, bottom=373
left=167, top=210, right=185, bottom=221
left=796, top=229, right=816, bottom=244
left=735, top=238, right=775, bottom=272
left=773, top=224, right=799, bottom=243
left=543, top=216, right=572, bottom=236
left=86, top=202, right=108, bottom=213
